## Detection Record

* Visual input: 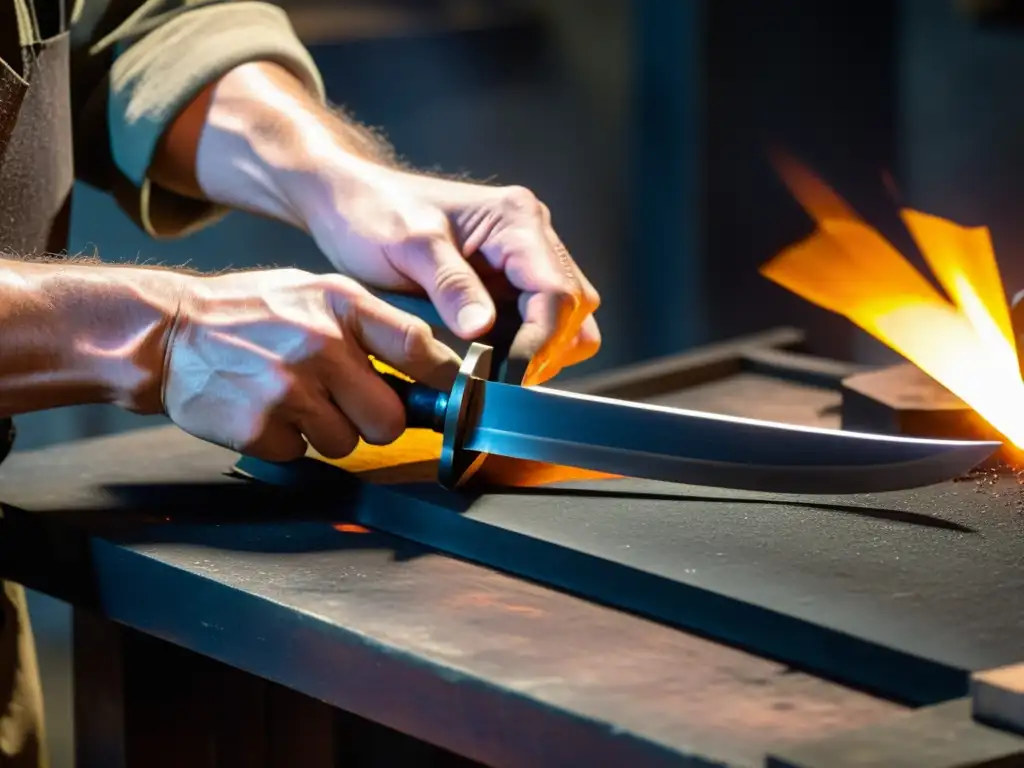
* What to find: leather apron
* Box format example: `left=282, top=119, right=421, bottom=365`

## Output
left=0, top=0, right=75, bottom=764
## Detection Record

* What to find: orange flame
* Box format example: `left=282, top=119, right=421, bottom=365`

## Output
left=761, top=156, right=1024, bottom=447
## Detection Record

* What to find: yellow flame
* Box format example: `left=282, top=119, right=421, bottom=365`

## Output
left=761, top=158, right=1024, bottom=447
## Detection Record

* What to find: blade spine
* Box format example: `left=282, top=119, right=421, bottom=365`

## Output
left=507, top=383, right=999, bottom=448
left=477, top=381, right=1000, bottom=451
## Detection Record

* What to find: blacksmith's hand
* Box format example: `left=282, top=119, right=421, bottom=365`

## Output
left=300, top=170, right=601, bottom=386
left=152, top=63, right=601, bottom=385
left=161, top=269, right=460, bottom=462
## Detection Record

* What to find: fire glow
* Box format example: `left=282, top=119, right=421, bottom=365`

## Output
left=760, top=156, right=1024, bottom=449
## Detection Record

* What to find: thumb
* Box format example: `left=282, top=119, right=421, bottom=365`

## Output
left=399, top=235, right=496, bottom=339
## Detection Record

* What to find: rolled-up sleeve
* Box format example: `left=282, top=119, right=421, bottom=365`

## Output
left=71, top=0, right=325, bottom=237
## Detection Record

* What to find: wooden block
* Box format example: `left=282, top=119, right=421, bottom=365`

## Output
left=767, top=698, right=1024, bottom=768
left=973, top=663, right=1024, bottom=736
left=841, top=364, right=988, bottom=437
left=840, top=363, right=1021, bottom=466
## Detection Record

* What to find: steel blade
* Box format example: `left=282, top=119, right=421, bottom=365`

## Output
left=461, top=382, right=1000, bottom=494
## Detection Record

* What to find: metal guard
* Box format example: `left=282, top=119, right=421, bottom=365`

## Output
left=439, top=343, right=494, bottom=489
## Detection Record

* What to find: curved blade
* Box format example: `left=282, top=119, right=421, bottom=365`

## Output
left=463, top=383, right=1000, bottom=494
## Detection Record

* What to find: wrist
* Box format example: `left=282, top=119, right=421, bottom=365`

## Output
left=0, top=261, right=187, bottom=416
left=193, top=62, right=397, bottom=229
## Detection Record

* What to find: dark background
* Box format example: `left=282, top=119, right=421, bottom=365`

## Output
left=21, top=1, right=1024, bottom=763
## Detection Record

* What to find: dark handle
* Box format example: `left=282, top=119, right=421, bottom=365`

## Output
left=380, top=373, right=449, bottom=432
left=368, top=288, right=529, bottom=384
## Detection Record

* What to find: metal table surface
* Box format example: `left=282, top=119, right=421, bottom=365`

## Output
left=240, top=331, right=1024, bottom=708
left=304, top=451, right=1024, bottom=707
left=0, top=425, right=905, bottom=767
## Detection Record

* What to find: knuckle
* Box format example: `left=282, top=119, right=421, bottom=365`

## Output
left=401, top=319, right=435, bottom=362
left=319, top=272, right=366, bottom=299
left=365, top=403, right=406, bottom=446
left=323, top=276, right=372, bottom=323
left=380, top=205, right=449, bottom=244
left=499, top=185, right=544, bottom=218
left=397, top=222, right=451, bottom=254
left=432, top=262, right=476, bottom=297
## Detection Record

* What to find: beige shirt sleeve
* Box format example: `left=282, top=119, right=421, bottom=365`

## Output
left=69, top=0, right=325, bottom=238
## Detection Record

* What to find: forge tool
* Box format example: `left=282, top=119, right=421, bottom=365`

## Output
left=370, top=341, right=999, bottom=495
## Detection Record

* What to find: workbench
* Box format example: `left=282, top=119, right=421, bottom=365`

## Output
left=2, top=328, right=1024, bottom=767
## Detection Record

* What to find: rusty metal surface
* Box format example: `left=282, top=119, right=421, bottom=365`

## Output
left=0, top=426, right=905, bottom=767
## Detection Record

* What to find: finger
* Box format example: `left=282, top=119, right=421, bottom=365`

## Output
left=516, top=290, right=583, bottom=386
left=532, top=239, right=599, bottom=376
left=325, top=277, right=462, bottom=442
left=296, top=392, right=361, bottom=459
left=332, top=285, right=462, bottom=392
left=556, top=241, right=601, bottom=312
left=243, top=419, right=309, bottom=462
left=546, top=236, right=600, bottom=319
left=484, top=225, right=592, bottom=363
left=538, top=205, right=600, bottom=305
left=548, top=239, right=596, bottom=349
left=291, top=278, right=408, bottom=445
left=487, top=229, right=576, bottom=298
left=537, top=207, right=601, bottom=322
left=558, top=314, right=602, bottom=369
left=579, top=312, right=601, bottom=347
left=514, top=290, right=577, bottom=355
left=393, top=233, right=496, bottom=339
left=317, top=340, right=410, bottom=446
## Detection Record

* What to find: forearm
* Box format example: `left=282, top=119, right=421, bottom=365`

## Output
left=149, top=62, right=392, bottom=227
left=0, top=260, right=184, bottom=417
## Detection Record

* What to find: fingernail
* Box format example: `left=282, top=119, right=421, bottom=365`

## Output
left=456, top=303, right=492, bottom=335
